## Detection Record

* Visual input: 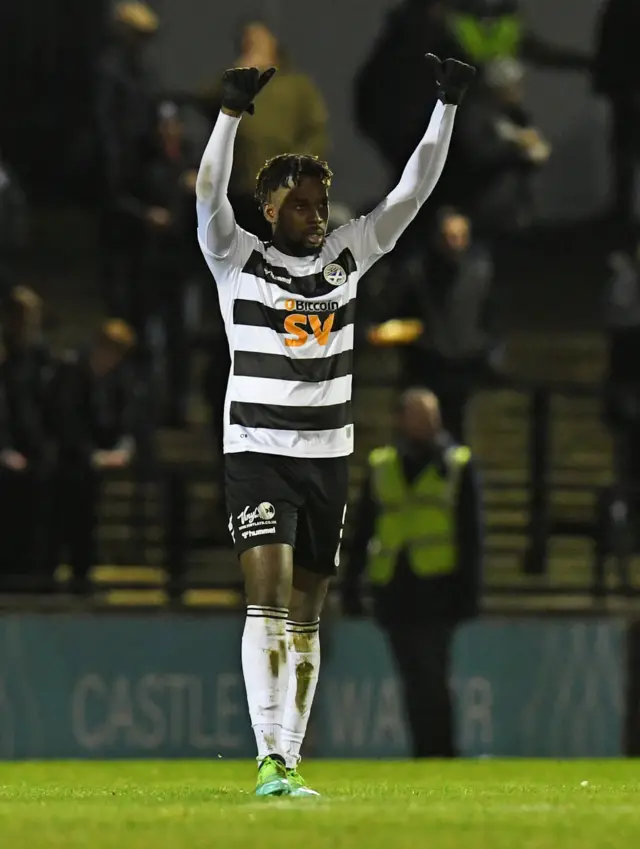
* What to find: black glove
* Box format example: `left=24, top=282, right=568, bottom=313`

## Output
left=221, top=66, right=276, bottom=116
left=425, top=54, right=476, bottom=105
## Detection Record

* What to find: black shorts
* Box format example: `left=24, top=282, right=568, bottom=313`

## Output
left=225, top=451, right=349, bottom=576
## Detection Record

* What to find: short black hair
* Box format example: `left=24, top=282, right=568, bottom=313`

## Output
left=255, top=154, right=333, bottom=207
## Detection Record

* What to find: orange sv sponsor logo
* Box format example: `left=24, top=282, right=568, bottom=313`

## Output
left=283, top=298, right=338, bottom=348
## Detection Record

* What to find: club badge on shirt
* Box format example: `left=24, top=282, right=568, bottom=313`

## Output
left=323, top=263, right=347, bottom=287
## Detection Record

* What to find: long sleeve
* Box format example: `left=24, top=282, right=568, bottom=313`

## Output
left=370, top=100, right=457, bottom=254
left=196, top=112, right=241, bottom=258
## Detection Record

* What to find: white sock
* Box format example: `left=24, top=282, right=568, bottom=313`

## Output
left=282, top=619, right=321, bottom=769
left=241, top=605, right=289, bottom=761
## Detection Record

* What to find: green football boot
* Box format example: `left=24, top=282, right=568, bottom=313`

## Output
left=255, top=756, right=290, bottom=797
left=286, top=767, right=320, bottom=798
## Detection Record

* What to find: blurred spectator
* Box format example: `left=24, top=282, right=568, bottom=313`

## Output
left=343, top=388, right=482, bottom=758
left=0, top=287, right=55, bottom=586
left=593, top=0, right=640, bottom=230
left=355, top=0, right=450, bottom=181
left=118, top=101, right=200, bottom=427
left=603, top=243, right=640, bottom=505
left=367, top=210, right=501, bottom=442
left=355, top=0, right=587, bottom=188
left=95, top=1, right=160, bottom=317
left=439, top=58, right=551, bottom=240
left=197, top=19, right=329, bottom=238
left=0, top=152, right=28, bottom=292
left=49, top=320, right=138, bottom=594
left=447, top=0, right=590, bottom=70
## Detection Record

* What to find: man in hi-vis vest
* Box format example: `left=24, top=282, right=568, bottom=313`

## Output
left=342, top=388, right=483, bottom=757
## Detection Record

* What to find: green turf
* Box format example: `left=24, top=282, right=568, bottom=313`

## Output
left=0, top=760, right=638, bottom=848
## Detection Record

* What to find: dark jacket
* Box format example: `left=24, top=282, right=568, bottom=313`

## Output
left=594, top=0, right=640, bottom=98
left=355, top=0, right=587, bottom=181
left=0, top=160, right=27, bottom=262
left=354, top=1, right=446, bottom=180
left=95, top=44, right=159, bottom=203
left=603, top=252, right=640, bottom=429
left=0, top=344, right=55, bottom=464
left=118, top=137, right=200, bottom=277
left=50, top=350, right=139, bottom=464
left=438, top=93, right=539, bottom=235
left=343, top=437, right=483, bottom=626
left=367, top=240, right=500, bottom=376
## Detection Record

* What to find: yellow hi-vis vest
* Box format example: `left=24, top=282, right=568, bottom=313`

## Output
left=367, top=444, right=471, bottom=586
left=448, top=13, right=522, bottom=64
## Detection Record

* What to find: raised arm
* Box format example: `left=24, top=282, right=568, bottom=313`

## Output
left=196, top=111, right=241, bottom=258
left=370, top=56, right=475, bottom=253
left=372, top=100, right=456, bottom=252
left=196, top=66, right=276, bottom=258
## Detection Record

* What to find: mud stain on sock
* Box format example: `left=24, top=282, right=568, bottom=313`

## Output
left=292, top=632, right=312, bottom=653
left=268, top=638, right=287, bottom=677
left=295, top=660, right=315, bottom=714
left=268, top=649, right=279, bottom=677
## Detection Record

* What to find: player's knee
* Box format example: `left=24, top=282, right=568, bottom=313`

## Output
left=241, top=545, right=293, bottom=609
left=288, top=596, right=322, bottom=622
left=289, top=570, right=331, bottom=621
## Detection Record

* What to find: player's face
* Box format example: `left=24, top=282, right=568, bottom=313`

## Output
left=269, top=177, right=329, bottom=253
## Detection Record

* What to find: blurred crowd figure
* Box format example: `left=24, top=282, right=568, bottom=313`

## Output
left=0, top=287, right=54, bottom=583
left=354, top=0, right=592, bottom=446
left=596, top=0, right=640, bottom=517
left=356, top=0, right=586, bottom=197
left=95, top=1, right=160, bottom=318
left=604, top=240, right=640, bottom=520
left=344, top=389, right=483, bottom=757
left=0, top=289, right=141, bottom=592
left=0, top=151, right=28, bottom=299
left=355, top=0, right=640, bottom=237
left=366, top=209, right=501, bottom=442
left=50, top=320, right=139, bottom=594
left=93, top=3, right=203, bottom=429
left=594, top=0, right=640, bottom=231
left=116, top=99, right=200, bottom=427
left=439, top=57, right=550, bottom=243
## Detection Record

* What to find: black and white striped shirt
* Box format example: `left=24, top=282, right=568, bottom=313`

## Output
left=196, top=102, right=457, bottom=459
left=200, top=217, right=382, bottom=457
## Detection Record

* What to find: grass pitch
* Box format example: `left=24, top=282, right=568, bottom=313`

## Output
left=0, top=760, right=638, bottom=848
